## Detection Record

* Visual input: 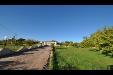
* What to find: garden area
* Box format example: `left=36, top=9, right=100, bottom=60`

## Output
left=49, top=26, right=113, bottom=70
left=54, top=46, right=113, bottom=70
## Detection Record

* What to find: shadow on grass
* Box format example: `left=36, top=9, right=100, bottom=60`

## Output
left=89, top=48, right=99, bottom=52
left=56, top=48, right=67, bottom=49
left=58, top=63, right=79, bottom=70
left=53, top=51, right=59, bottom=70
left=52, top=50, right=79, bottom=70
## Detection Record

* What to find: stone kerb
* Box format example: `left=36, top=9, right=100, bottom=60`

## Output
left=28, top=46, right=32, bottom=49
left=31, top=45, right=37, bottom=49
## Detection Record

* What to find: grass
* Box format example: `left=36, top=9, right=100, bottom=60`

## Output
left=55, top=46, right=113, bottom=70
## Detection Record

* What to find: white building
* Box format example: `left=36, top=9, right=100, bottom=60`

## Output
left=40, top=41, right=60, bottom=46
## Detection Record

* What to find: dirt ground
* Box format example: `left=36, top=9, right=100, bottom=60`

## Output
left=0, top=46, right=51, bottom=70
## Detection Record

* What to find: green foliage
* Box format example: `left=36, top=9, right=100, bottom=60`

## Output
left=25, top=39, right=37, bottom=46
left=0, top=37, right=39, bottom=51
left=61, top=41, right=79, bottom=47
left=80, top=37, right=95, bottom=48
left=80, top=26, right=113, bottom=56
left=0, top=38, right=39, bottom=46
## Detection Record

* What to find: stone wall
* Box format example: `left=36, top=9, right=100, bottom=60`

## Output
left=17, top=46, right=28, bottom=52
left=28, top=46, right=32, bottom=49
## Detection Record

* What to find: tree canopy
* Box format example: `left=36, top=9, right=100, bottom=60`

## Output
left=80, top=26, right=113, bottom=52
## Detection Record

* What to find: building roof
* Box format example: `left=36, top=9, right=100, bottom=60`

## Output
left=44, top=41, right=58, bottom=42
left=41, top=40, right=58, bottom=42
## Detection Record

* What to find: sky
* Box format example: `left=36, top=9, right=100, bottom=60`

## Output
left=0, top=5, right=113, bottom=42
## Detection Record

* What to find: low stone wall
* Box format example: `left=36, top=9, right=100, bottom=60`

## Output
left=28, top=46, right=32, bottom=49
left=30, top=45, right=38, bottom=49
left=17, top=46, right=28, bottom=52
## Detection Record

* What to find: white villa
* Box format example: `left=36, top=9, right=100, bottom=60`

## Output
left=40, top=40, right=60, bottom=46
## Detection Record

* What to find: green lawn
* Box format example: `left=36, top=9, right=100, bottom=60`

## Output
left=55, top=46, right=113, bottom=70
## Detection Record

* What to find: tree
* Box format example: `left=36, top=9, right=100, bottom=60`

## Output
left=80, top=26, right=113, bottom=56
left=25, top=39, right=35, bottom=46
left=80, top=37, right=94, bottom=48
left=16, top=38, right=26, bottom=46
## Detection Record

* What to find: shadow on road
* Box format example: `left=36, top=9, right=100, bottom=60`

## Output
left=0, top=60, right=25, bottom=70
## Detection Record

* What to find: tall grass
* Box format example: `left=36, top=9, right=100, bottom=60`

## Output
left=55, top=47, right=113, bottom=70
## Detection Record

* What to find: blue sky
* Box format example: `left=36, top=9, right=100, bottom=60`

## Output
left=0, top=5, right=113, bottom=42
